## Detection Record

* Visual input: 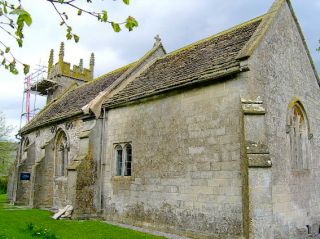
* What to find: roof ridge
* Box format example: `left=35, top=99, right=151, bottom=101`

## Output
left=94, top=61, right=137, bottom=82
left=166, top=14, right=265, bottom=58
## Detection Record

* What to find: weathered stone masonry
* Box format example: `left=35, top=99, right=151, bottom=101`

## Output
left=8, top=0, right=320, bottom=238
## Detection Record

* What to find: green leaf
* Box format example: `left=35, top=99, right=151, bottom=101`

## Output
left=125, top=16, right=138, bottom=31
left=23, top=64, right=30, bottom=75
left=111, top=22, right=121, bottom=32
left=5, top=47, right=10, bottom=53
left=77, top=9, right=82, bottom=16
left=3, top=3, right=7, bottom=14
left=101, top=10, right=108, bottom=22
left=123, top=0, right=130, bottom=5
left=11, top=69, right=18, bottom=75
left=10, top=8, right=32, bottom=26
left=16, top=38, right=22, bottom=47
left=73, top=34, right=80, bottom=43
left=66, top=32, right=72, bottom=40
left=20, top=11, right=32, bottom=26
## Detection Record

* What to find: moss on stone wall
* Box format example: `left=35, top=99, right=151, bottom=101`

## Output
left=74, top=149, right=97, bottom=217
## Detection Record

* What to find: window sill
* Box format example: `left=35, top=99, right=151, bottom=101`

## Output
left=111, top=176, right=134, bottom=182
left=291, top=169, right=310, bottom=175
left=54, top=176, right=68, bottom=182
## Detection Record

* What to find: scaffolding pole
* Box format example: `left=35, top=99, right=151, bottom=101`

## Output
left=20, top=65, right=47, bottom=129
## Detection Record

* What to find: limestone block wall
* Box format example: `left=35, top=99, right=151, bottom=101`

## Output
left=15, top=142, right=35, bottom=205
left=15, top=118, right=83, bottom=209
left=103, top=77, right=247, bottom=238
left=249, top=2, right=320, bottom=238
left=33, top=140, right=54, bottom=208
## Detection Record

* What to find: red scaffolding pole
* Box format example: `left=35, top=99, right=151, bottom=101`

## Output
left=25, top=76, right=31, bottom=123
left=19, top=65, right=47, bottom=129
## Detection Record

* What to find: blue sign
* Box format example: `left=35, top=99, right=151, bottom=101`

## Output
left=20, top=173, right=31, bottom=181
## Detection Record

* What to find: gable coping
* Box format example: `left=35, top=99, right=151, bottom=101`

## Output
left=82, top=41, right=166, bottom=118
left=237, top=0, right=319, bottom=84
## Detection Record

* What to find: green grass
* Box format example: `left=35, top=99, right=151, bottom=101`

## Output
left=0, top=177, right=7, bottom=194
left=0, top=195, right=164, bottom=239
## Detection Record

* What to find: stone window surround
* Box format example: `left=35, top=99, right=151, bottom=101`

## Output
left=54, top=130, right=70, bottom=177
left=113, top=142, right=133, bottom=178
left=286, top=100, right=312, bottom=171
left=21, top=137, right=30, bottom=163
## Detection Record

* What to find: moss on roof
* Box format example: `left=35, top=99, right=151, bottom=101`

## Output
left=20, top=63, right=133, bottom=133
left=21, top=13, right=265, bottom=134
left=103, top=15, right=263, bottom=108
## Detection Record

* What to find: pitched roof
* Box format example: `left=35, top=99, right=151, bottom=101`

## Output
left=103, top=16, right=262, bottom=108
left=20, top=64, right=131, bottom=133
left=21, top=14, right=263, bottom=134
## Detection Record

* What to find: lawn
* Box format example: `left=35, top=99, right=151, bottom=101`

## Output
left=0, top=194, right=164, bottom=239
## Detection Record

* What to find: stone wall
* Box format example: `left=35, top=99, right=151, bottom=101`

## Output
left=103, top=77, right=247, bottom=238
left=14, top=118, right=83, bottom=210
left=249, top=2, right=320, bottom=238
left=15, top=142, right=35, bottom=205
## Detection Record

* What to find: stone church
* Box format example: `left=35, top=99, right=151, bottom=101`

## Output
left=7, top=0, right=320, bottom=238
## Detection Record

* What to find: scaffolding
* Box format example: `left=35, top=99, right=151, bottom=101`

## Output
left=19, top=65, right=47, bottom=129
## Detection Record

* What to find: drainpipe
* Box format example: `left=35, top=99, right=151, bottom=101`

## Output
left=99, top=107, right=107, bottom=214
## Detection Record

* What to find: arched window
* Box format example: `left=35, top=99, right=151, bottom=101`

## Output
left=55, top=130, right=68, bottom=176
left=115, top=145, right=123, bottom=176
left=287, top=101, right=311, bottom=170
left=114, top=143, right=133, bottom=176
left=21, top=137, right=30, bottom=162
left=124, top=144, right=132, bottom=176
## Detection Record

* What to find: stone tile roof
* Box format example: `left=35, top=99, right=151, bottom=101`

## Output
left=20, top=15, right=262, bottom=134
left=21, top=65, right=131, bottom=133
left=103, top=16, right=262, bottom=108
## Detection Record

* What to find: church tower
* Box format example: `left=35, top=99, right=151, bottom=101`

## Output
left=31, top=42, right=94, bottom=103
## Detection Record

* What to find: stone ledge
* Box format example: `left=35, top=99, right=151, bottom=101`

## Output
left=79, top=130, right=91, bottom=139
left=246, top=141, right=269, bottom=154
left=242, top=103, right=266, bottom=115
left=248, top=154, right=272, bottom=168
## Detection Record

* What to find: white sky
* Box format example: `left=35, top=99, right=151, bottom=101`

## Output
left=0, top=0, right=319, bottom=140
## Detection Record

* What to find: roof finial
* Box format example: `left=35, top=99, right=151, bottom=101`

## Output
left=59, top=42, right=64, bottom=62
left=154, top=34, right=161, bottom=46
left=48, top=49, right=54, bottom=68
left=48, top=49, right=54, bottom=77
left=79, top=58, right=83, bottom=71
left=89, top=53, right=95, bottom=71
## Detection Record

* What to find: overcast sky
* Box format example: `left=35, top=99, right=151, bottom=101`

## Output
left=0, top=0, right=319, bottom=139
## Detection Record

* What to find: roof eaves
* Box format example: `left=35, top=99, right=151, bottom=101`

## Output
left=104, top=65, right=242, bottom=109
left=20, top=110, right=82, bottom=135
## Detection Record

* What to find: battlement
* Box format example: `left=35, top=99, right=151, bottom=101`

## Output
left=48, top=42, right=94, bottom=82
